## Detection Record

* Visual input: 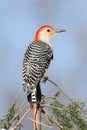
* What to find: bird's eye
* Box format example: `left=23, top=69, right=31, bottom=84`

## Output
left=47, top=29, right=50, bottom=32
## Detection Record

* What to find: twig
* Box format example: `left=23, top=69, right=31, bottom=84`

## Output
left=13, top=86, right=23, bottom=105
left=47, top=78, right=73, bottom=102
left=41, top=109, right=49, bottom=116
left=36, top=106, right=42, bottom=130
left=40, top=104, right=64, bottom=111
left=42, top=109, right=63, bottom=130
left=44, top=94, right=56, bottom=99
left=18, top=99, right=27, bottom=110
left=28, top=117, right=53, bottom=128
left=9, top=102, right=28, bottom=124
left=70, top=97, right=87, bottom=103
left=13, top=108, right=32, bottom=130
left=33, top=103, right=37, bottom=130
left=51, top=117, right=63, bottom=130
left=33, top=103, right=42, bottom=130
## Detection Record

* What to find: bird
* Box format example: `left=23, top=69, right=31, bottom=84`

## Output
left=22, top=25, right=65, bottom=107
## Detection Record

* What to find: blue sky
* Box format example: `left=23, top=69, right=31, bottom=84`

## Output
left=0, top=0, right=87, bottom=129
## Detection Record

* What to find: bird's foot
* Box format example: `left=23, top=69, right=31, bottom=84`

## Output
left=41, top=76, right=48, bottom=83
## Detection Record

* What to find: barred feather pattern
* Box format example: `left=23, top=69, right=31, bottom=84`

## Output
left=22, top=41, right=53, bottom=96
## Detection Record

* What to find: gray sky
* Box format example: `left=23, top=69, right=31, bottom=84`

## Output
left=0, top=0, right=87, bottom=129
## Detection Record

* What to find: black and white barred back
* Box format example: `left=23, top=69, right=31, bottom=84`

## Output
left=22, top=41, right=53, bottom=104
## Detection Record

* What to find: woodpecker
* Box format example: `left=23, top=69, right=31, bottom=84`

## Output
left=22, top=25, right=65, bottom=107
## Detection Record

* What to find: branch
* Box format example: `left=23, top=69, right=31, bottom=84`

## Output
left=13, top=108, right=32, bottom=130
left=28, top=117, right=53, bottom=128
left=33, top=103, right=42, bottom=130
left=9, top=102, right=28, bottom=124
left=47, top=78, right=73, bottom=102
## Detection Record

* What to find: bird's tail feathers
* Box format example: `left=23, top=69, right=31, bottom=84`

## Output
left=27, top=82, right=42, bottom=108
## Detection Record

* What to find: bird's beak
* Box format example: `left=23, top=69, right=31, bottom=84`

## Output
left=56, top=29, right=66, bottom=33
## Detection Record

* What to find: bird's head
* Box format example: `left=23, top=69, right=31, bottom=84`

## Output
left=34, top=25, right=65, bottom=43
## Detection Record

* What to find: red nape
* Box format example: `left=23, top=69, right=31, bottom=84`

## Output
left=34, top=25, right=55, bottom=41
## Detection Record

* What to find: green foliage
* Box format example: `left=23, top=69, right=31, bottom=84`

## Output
left=46, top=95, right=87, bottom=130
left=1, top=78, right=87, bottom=130
left=0, top=101, right=23, bottom=130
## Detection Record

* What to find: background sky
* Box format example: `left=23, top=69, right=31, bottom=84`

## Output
left=0, top=0, right=87, bottom=129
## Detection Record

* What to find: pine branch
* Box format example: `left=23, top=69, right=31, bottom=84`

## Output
left=1, top=78, right=87, bottom=130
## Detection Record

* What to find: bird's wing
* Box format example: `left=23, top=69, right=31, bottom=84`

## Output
left=22, top=41, right=53, bottom=95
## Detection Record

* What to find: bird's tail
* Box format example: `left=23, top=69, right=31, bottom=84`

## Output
left=27, top=82, right=42, bottom=108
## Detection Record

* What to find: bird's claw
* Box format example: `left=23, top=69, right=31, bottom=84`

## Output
left=41, top=76, right=48, bottom=83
